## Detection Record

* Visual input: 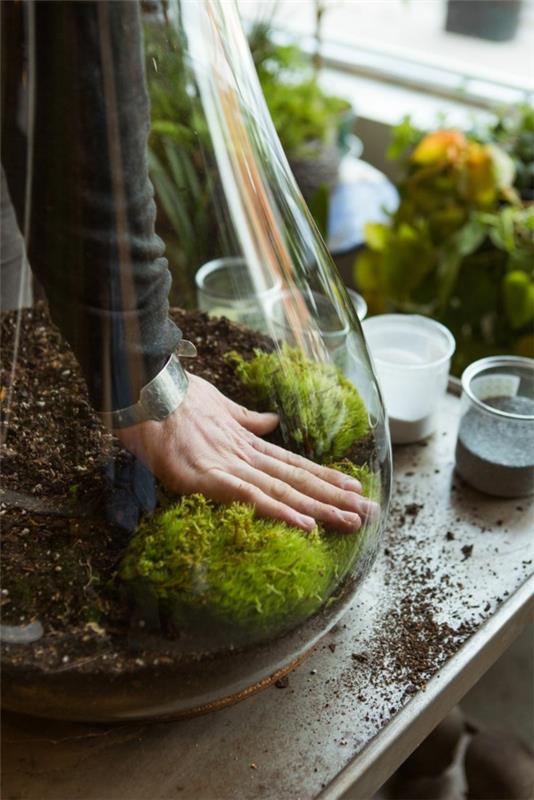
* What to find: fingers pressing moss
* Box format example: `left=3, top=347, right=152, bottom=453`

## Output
left=227, top=345, right=369, bottom=461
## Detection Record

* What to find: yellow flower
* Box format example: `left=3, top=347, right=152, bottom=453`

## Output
left=412, top=129, right=467, bottom=165
left=462, top=141, right=497, bottom=206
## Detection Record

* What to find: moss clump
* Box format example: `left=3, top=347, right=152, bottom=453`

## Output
left=227, top=345, right=368, bottom=462
left=120, top=463, right=379, bottom=641
left=326, top=460, right=382, bottom=577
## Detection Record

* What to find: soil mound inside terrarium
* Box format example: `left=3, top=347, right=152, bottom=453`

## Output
left=1, top=305, right=377, bottom=674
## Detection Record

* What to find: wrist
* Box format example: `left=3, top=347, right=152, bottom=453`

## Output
left=98, top=341, right=197, bottom=429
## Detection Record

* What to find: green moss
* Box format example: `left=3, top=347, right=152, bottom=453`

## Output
left=227, top=345, right=369, bottom=461
left=120, top=463, right=380, bottom=642
left=325, top=460, right=382, bottom=585
left=120, top=351, right=378, bottom=642
left=121, top=496, right=330, bottom=636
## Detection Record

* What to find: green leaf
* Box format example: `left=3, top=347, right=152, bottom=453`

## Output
left=436, top=217, right=487, bottom=307
left=387, top=115, right=423, bottom=161
left=308, top=185, right=330, bottom=239
left=151, top=120, right=193, bottom=143
left=503, top=271, right=534, bottom=329
left=364, top=222, right=389, bottom=252
left=453, top=217, right=487, bottom=257
left=488, top=143, right=516, bottom=190
left=382, top=228, right=435, bottom=297
left=490, top=206, right=516, bottom=251
left=354, top=249, right=383, bottom=292
left=148, top=149, right=195, bottom=244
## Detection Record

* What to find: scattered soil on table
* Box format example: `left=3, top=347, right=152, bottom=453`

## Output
left=404, top=502, right=423, bottom=521
left=333, top=486, right=482, bottom=725
left=380, top=497, right=477, bottom=689
left=0, top=304, right=376, bottom=675
left=462, top=544, right=474, bottom=561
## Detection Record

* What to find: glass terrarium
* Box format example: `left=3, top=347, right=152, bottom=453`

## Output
left=0, top=0, right=391, bottom=721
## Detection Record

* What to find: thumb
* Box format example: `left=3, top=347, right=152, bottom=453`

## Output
left=224, top=398, right=279, bottom=435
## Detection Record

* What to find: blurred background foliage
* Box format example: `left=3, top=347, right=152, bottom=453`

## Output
left=248, top=21, right=350, bottom=159
left=144, top=14, right=217, bottom=308
left=143, top=3, right=533, bottom=377
left=355, top=106, right=534, bottom=374
left=143, top=6, right=351, bottom=308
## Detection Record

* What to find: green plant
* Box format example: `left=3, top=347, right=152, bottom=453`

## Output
left=355, top=121, right=534, bottom=373
left=227, top=345, right=369, bottom=461
left=474, top=104, right=534, bottom=201
left=120, top=462, right=378, bottom=641
left=143, top=11, right=348, bottom=289
left=144, top=18, right=217, bottom=307
left=248, top=22, right=349, bottom=159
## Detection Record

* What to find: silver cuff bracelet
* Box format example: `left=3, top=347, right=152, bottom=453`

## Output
left=99, top=340, right=197, bottom=429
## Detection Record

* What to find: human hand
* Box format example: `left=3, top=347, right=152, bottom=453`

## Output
left=116, top=373, right=377, bottom=533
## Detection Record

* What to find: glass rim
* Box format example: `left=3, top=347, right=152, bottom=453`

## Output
left=346, top=288, right=368, bottom=322
left=266, top=288, right=350, bottom=339
left=362, top=314, right=456, bottom=371
left=195, top=257, right=282, bottom=300
left=461, top=355, right=534, bottom=421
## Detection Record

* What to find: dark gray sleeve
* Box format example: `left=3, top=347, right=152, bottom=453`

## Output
left=9, top=0, right=181, bottom=411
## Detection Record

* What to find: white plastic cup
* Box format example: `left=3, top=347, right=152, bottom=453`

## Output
left=362, top=314, right=456, bottom=444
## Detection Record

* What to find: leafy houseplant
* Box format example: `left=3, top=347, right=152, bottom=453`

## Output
left=143, top=11, right=351, bottom=304
left=248, top=21, right=351, bottom=204
left=143, top=16, right=218, bottom=308
left=355, top=119, right=534, bottom=374
left=475, top=105, right=534, bottom=202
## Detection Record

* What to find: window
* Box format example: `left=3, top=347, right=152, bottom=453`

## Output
left=239, top=0, right=534, bottom=108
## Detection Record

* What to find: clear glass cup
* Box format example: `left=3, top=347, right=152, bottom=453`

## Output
left=266, top=289, right=350, bottom=357
left=196, top=265, right=366, bottom=339
left=196, top=257, right=282, bottom=332
left=455, top=356, right=534, bottom=497
left=1, top=0, right=391, bottom=721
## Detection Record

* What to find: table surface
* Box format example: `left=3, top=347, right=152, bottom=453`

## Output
left=2, top=390, right=533, bottom=800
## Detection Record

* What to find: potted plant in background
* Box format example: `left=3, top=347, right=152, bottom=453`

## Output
left=143, top=8, right=220, bottom=307
left=142, top=1, right=355, bottom=302
left=248, top=18, right=353, bottom=209
left=355, top=107, right=534, bottom=375
left=445, top=0, right=523, bottom=43
left=475, top=104, right=534, bottom=202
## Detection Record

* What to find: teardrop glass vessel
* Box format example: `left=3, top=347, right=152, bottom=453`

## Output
left=0, top=0, right=391, bottom=721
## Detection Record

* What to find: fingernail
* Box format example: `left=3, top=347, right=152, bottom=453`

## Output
left=343, top=478, right=362, bottom=492
left=339, top=511, right=361, bottom=529
left=298, top=514, right=316, bottom=530
left=346, top=494, right=363, bottom=512
left=359, top=499, right=380, bottom=518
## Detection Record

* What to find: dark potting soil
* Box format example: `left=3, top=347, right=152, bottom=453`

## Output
left=0, top=304, right=375, bottom=674
left=0, top=304, right=270, bottom=503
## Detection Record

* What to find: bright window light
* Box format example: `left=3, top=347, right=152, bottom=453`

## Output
left=239, top=0, right=534, bottom=106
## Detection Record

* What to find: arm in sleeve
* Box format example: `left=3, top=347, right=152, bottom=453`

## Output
left=16, top=0, right=181, bottom=411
